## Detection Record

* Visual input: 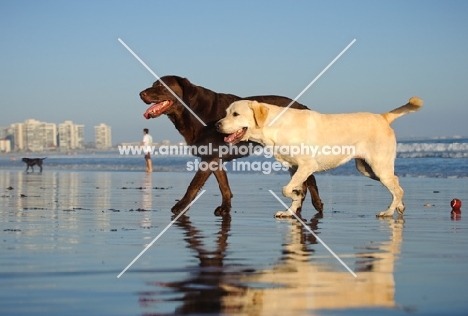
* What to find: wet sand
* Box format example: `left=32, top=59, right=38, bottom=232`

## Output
left=1, top=170, right=467, bottom=315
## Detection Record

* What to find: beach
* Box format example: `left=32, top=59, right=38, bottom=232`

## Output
left=3, top=1, right=468, bottom=314
left=1, top=169, right=467, bottom=315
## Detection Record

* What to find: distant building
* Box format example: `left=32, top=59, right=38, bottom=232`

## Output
left=11, top=123, right=24, bottom=151
left=0, top=126, right=14, bottom=150
left=94, top=123, right=112, bottom=149
left=11, top=119, right=57, bottom=152
left=0, top=126, right=8, bottom=138
left=0, top=138, right=11, bottom=153
left=58, top=120, right=84, bottom=150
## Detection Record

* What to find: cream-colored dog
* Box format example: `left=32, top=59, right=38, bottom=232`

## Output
left=216, top=97, right=423, bottom=217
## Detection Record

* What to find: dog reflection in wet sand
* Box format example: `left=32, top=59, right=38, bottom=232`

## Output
left=222, top=218, right=403, bottom=314
left=217, top=97, right=423, bottom=218
left=141, top=215, right=403, bottom=314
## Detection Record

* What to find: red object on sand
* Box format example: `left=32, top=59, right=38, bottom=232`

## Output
left=451, top=199, right=462, bottom=211
left=451, top=199, right=462, bottom=220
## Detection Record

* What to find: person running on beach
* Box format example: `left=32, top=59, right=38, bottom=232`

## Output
left=141, top=128, right=153, bottom=172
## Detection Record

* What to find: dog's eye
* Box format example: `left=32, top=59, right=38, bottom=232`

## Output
left=233, top=112, right=239, bottom=117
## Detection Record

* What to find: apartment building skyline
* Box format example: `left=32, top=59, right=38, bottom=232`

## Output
left=12, top=119, right=57, bottom=152
left=0, top=119, right=112, bottom=152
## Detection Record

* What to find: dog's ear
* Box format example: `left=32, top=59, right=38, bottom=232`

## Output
left=249, top=101, right=269, bottom=128
left=177, top=77, right=198, bottom=103
left=178, top=77, right=191, bottom=87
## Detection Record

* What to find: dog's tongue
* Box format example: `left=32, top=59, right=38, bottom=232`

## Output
left=143, top=106, right=154, bottom=119
left=224, top=133, right=238, bottom=144
left=143, top=101, right=170, bottom=119
left=224, top=128, right=245, bottom=144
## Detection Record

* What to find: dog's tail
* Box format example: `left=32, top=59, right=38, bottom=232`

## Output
left=382, top=96, right=423, bottom=124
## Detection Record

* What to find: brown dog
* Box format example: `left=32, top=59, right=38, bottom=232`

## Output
left=22, top=157, right=46, bottom=173
left=139, top=76, right=323, bottom=215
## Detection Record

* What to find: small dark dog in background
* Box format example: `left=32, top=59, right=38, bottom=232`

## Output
left=22, top=158, right=47, bottom=172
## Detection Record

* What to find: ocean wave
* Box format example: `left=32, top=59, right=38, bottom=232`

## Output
left=397, top=141, right=468, bottom=158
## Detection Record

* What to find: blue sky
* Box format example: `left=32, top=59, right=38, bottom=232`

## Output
left=1, top=1, right=467, bottom=144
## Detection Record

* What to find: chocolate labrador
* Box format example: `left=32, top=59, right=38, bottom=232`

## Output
left=139, top=76, right=323, bottom=215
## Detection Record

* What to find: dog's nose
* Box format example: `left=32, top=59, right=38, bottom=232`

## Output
left=140, top=91, right=147, bottom=99
left=215, top=121, right=222, bottom=131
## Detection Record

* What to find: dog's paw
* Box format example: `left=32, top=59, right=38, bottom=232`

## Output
left=214, top=205, right=231, bottom=216
left=376, top=210, right=394, bottom=218
left=274, top=210, right=294, bottom=218
left=171, top=207, right=186, bottom=215
left=396, top=203, right=405, bottom=215
left=171, top=200, right=190, bottom=215
left=312, top=199, right=324, bottom=212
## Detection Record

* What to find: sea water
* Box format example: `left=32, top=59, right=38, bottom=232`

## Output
left=1, top=138, right=467, bottom=178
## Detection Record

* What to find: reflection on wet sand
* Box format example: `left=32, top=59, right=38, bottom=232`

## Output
left=140, top=173, right=153, bottom=229
left=140, top=215, right=232, bottom=314
left=0, top=171, right=112, bottom=212
left=142, top=214, right=403, bottom=315
left=227, top=217, right=403, bottom=314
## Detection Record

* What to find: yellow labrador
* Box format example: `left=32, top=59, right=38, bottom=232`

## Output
left=216, top=97, right=423, bottom=218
